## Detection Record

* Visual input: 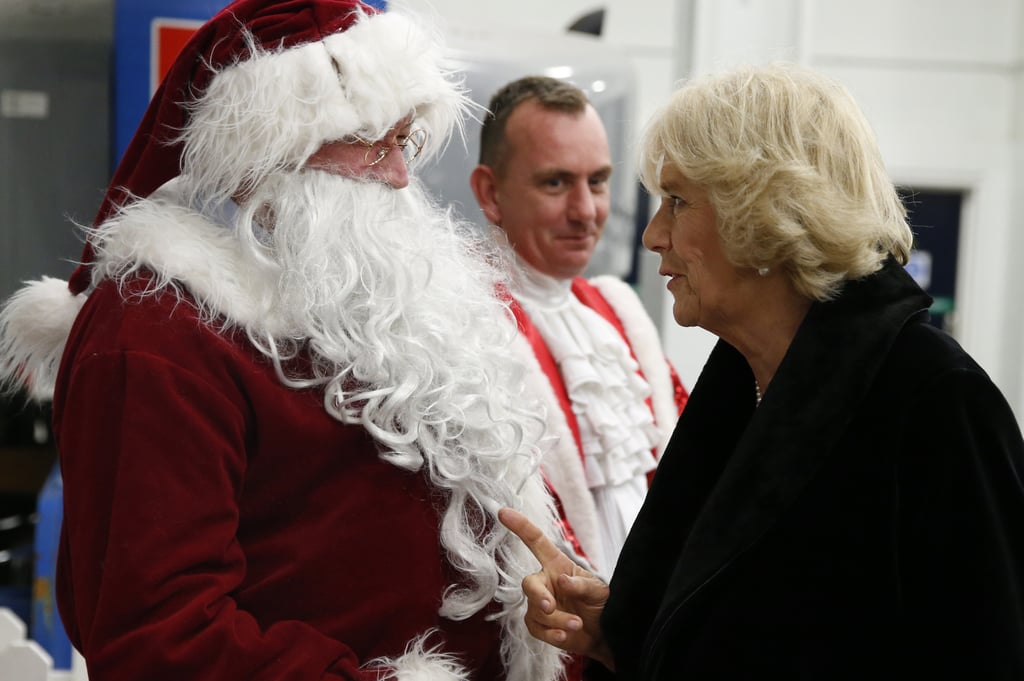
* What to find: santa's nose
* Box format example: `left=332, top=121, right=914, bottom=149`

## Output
left=366, top=147, right=409, bottom=189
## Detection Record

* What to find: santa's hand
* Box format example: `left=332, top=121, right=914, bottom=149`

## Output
left=498, top=507, right=614, bottom=670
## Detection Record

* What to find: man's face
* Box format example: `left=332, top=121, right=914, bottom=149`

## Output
left=304, top=115, right=417, bottom=189
left=474, top=102, right=612, bottom=280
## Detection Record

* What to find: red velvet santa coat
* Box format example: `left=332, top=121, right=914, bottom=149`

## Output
left=0, top=2, right=566, bottom=678
left=5, top=188, right=568, bottom=681
left=508, top=278, right=688, bottom=570
left=53, top=277, right=507, bottom=680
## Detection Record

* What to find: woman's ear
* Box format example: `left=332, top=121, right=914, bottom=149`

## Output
left=469, top=164, right=503, bottom=226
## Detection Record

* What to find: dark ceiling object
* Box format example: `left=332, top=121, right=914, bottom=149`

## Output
left=567, top=8, right=605, bottom=37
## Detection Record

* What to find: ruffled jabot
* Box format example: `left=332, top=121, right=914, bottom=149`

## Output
left=513, top=262, right=660, bottom=573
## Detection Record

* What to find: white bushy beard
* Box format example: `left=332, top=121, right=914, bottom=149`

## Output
left=236, top=170, right=547, bottom=621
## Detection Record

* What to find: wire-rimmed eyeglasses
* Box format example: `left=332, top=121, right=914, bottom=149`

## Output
left=352, top=128, right=427, bottom=168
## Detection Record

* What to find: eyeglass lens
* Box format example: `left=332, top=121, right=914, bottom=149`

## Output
left=401, top=129, right=426, bottom=164
left=362, top=129, right=426, bottom=167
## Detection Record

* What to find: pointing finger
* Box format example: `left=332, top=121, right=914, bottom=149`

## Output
left=498, top=507, right=566, bottom=568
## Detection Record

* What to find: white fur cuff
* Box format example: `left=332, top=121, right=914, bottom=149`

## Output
left=365, top=631, right=470, bottom=681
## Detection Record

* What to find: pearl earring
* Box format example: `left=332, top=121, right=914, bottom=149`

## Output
left=757, top=267, right=770, bottom=276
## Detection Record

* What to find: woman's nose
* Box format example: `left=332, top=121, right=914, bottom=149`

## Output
left=642, top=213, right=666, bottom=252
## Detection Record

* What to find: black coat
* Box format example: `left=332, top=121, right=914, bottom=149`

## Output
left=599, top=259, right=1024, bottom=680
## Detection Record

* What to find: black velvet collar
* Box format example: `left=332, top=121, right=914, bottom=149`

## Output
left=659, top=258, right=932, bottom=609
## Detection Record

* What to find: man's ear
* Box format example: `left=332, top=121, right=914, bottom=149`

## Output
left=469, top=165, right=502, bottom=226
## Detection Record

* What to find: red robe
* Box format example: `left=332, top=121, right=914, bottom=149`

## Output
left=50, top=274, right=539, bottom=680
left=508, top=276, right=688, bottom=568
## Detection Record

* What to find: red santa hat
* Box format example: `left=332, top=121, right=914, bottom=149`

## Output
left=68, top=0, right=468, bottom=295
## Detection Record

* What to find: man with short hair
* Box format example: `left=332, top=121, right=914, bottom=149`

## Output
left=0, top=3, right=568, bottom=680
left=470, top=76, right=687, bottom=579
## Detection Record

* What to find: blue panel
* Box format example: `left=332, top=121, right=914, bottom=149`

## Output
left=30, top=463, right=71, bottom=669
left=114, top=0, right=389, bottom=169
left=114, top=0, right=219, bottom=168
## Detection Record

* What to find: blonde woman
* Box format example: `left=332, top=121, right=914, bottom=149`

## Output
left=501, top=62, right=1024, bottom=680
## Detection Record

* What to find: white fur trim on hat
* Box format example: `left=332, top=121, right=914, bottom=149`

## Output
left=0, top=276, right=87, bottom=401
left=180, top=9, right=470, bottom=201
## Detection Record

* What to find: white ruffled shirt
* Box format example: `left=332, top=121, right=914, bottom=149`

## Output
left=513, top=261, right=660, bottom=575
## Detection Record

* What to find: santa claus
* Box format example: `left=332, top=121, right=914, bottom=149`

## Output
left=0, top=1, right=569, bottom=679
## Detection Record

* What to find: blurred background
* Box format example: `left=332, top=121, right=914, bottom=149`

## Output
left=0, top=0, right=1022, bottom=670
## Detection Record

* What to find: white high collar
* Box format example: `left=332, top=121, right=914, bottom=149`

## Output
left=511, top=259, right=659, bottom=575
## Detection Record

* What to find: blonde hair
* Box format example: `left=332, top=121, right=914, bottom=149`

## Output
left=639, top=62, right=912, bottom=301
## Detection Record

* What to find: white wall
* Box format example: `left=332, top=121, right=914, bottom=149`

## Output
left=1014, top=4, right=1024, bottom=418
left=678, top=0, right=1024, bottom=419
left=406, top=0, right=683, bottom=125
left=807, top=0, right=1022, bottom=411
left=407, top=0, right=1024, bottom=420
left=403, top=0, right=711, bottom=383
